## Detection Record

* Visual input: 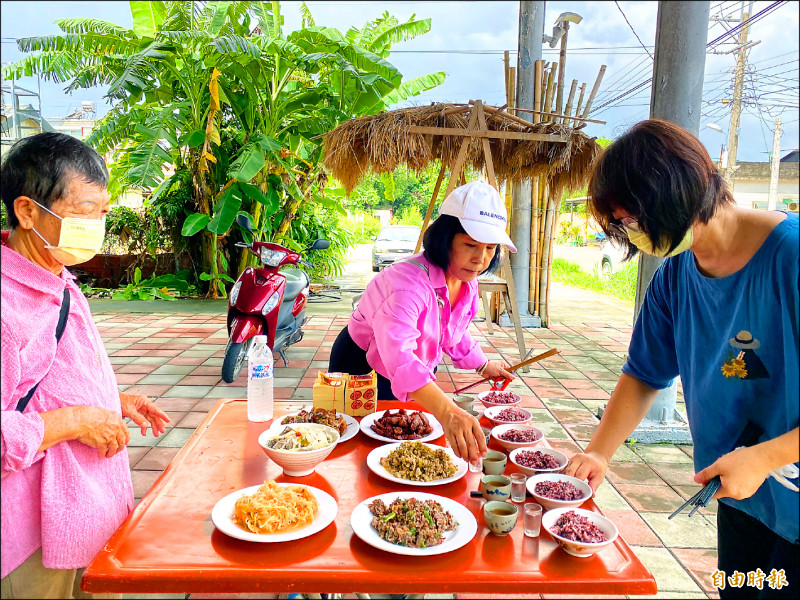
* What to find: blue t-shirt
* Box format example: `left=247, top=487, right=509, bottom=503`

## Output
left=622, top=212, right=799, bottom=544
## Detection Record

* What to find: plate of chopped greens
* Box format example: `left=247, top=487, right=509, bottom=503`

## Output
left=350, top=492, right=477, bottom=556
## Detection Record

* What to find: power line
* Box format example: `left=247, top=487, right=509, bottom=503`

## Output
left=615, top=0, right=654, bottom=60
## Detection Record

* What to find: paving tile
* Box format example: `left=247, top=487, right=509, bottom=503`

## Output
left=178, top=411, right=209, bottom=429
left=114, top=364, right=161, bottom=374
left=536, top=421, right=571, bottom=440
left=204, top=387, right=247, bottom=399
left=136, top=446, right=181, bottom=471
left=152, top=364, right=198, bottom=375
left=157, top=427, right=196, bottom=448
left=593, top=482, right=634, bottom=511
left=137, top=373, right=187, bottom=385
left=126, top=445, right=150, bottom=468
left=178, top=375, right=223, bottom=386
left=115, top=373, right=146, bottom=385
left=615, top=483, right=688, bottom=513
left=606, top=462, right=665, bottom=487
left=640, top=512, right=718, bottom=548
left=193, top=398, right=226, bottom=412
left=162, top=385, right=214, bottom=398
left=633, top=445, right=695, bottom=464
left=131, top=469, right=162, bottom=499
left=154, top=398, right=199, bottom=411
left=631, top=546, right=705, bottom=594
left=131, top=356, right=172, bottom=365
left=127, top=427, right=161, bottom=447
left=601, top=509, right=663, bottom=547
left=124, top=384, right=172, bottom=397
left=672, top=548, right=720, bottom=594
left=650, top=463, right=700, bottom=488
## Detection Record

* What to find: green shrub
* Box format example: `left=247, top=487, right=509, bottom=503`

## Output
left=339, top=213, right=382, bottom=244
left=550, top=257, right=638, bottom=305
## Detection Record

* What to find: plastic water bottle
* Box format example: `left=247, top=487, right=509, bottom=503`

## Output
left=247, top=335, right=273, bottom=422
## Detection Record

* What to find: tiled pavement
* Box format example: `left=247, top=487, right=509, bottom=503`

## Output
left=93, top=290, right=719, bottom=600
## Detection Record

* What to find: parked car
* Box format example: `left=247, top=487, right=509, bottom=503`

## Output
left=599, top=239, right=627, bottom=278
left=371, top=225, right=422, bottom=272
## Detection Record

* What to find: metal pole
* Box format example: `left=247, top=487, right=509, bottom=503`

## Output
left=724, top=1, right=753, bottom=190
left=629, top=0, right=710, bottom=443
left=510, top=0, right=544, bottom=326
left=767, top=117, right=782, bottom=211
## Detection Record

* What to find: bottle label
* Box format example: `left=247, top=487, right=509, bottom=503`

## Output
left=250, top=364, right=273, bottom=379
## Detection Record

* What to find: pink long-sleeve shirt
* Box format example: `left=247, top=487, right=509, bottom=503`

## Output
left=1, top=241, right=133, bottom=578
left=348, top=253, right=487, bottom=400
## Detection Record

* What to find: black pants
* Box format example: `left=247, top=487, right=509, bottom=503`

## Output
left=329, top=326, right=396, bottom=400
left=717, top=501, right=799, bottom=599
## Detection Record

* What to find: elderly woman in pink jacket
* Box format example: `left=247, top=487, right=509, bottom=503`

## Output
left=329, top=181, right=516, bottom=464
left=1, top=133, right=169, bottom=599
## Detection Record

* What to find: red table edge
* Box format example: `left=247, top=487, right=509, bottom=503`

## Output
left=83, top=399, right=658, bottom=595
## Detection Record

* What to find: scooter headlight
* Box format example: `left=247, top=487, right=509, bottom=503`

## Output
left=260, top=247, right=287, bottom=267
left=261, top=291, right=281, bottom=316
left=229, top=280, right=242, bottom=305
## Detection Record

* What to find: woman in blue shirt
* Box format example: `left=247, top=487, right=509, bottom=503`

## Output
left=565, top=119, right=798, bottom=599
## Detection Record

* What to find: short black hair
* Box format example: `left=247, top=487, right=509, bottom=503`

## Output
left=422, top=214, right=501, bottom=275
left=1, top=132, right=109, bottom=228
left=588, top=119, right=734, bottom=259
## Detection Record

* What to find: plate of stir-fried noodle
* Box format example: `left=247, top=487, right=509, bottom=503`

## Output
left=212, top=480, right=337, bottom=542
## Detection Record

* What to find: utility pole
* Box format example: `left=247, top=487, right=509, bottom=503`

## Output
left=725, top=1, right=754, bottom=189
left=619, top=0, right=710, bottom=444
left=768, top=117, right=782, bottom=211
left=509, top=0, right=545, bottom=327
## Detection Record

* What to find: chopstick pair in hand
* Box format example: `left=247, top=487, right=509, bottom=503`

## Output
left=668, top=475, right=721, bottom=520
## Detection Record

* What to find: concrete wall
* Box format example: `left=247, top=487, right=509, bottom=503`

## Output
left=731, top=161, right=799, bottom=209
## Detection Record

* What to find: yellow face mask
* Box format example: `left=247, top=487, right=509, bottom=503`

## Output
left=32, top=201, right=106, bottom=266
left=626, top=226, right=693, bottom=258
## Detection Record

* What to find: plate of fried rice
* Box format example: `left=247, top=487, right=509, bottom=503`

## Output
left=366, top=441, right=468, bottom=486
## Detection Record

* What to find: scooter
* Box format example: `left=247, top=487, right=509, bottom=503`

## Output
left=221, top=214, right=330, bottom=383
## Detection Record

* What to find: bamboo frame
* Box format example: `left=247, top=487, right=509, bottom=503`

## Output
left=562, top=80, right=578, bottom=125
left=573, top=82, right=587, bottom=127
left=533, top=59, right=543, bottom=124
left=554, top=22, right=569, bottom=117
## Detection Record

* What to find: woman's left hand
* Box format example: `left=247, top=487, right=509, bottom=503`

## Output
left=694, top=445, right=772, bottom=501
left=119, top=392, right=170, bottom=437
left=481, top=360, right=514, bottom=382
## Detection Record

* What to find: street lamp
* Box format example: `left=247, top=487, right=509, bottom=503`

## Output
left=705, top=123, right=728, bottom=168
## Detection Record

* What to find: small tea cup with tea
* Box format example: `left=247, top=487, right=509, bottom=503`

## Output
left=480, top=474, right=512, bottom=502
left=484, top=500, right=519, bottom=536
left=482, top=450, right=507, bottom=475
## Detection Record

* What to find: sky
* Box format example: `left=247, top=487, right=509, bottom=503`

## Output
left=1, top=0, right=798, bottom=162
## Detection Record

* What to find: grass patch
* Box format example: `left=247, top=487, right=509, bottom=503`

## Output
left=550, top=257, right=638, bottom=305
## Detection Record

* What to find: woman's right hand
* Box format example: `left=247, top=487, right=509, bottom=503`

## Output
left=438, top=405, right=487, bottom=464
left=564, top=450, right=608, bottom=491
left=75, top=406, right=130, bottom=459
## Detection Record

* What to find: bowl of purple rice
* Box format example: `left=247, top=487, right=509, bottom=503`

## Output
left=526, top=473, right=593, bottom=510
left=490, top=423, right=544, bottom=451
left=483, top=406, right=533, bottom=426
left=541, top=507, right=618, bottom=558
left=477, top=390, right=522, bottom=407
left=508, top=447, right=568, bottom=476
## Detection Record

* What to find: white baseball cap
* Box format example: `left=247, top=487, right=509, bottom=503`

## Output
left=439, top=181, right=517, bottom=252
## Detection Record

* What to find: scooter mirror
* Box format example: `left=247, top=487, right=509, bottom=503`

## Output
left=236, top=214, right=254, bottom=233
left=309, top=239, right=330, bottom=251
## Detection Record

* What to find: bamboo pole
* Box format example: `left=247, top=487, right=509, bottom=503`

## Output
left=572, top=83, right=587, bottom=127
left=504, top=51, right=510, bottom=104
left=535, top=178, right=547, bottom=314
left=543, top=65, right=556, bottom=122
left=578, top=64, right=607, bottom=121
left=539, top=62, right=549, bottom=114
left=528, top=177, right=540, bottom=315
left=538, top=189, right=557, bottom=325
left=554, top=22, right=570, bottom=117
left=508, top=106, right=605, bottom=125
left=543, top=193, right=558, bottom=328
left=415, top=163, right=447, bottom=253
left=562, top=79, right=578, bottom=125
left=508, top=67, right=516, bottom=109
left=533, top=59, right=543, bottom=124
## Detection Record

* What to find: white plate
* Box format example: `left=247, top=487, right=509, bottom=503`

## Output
left=360, top=409, right=444, bottom=443
left=350, top=491, right=477, bottom=556
left=211, top=483, right=337, bottom=543
left=269, top=411, right=359, bottom=443
left=366, top=442, right=468, bottom=487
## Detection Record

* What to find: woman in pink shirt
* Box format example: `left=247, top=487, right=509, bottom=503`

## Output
left=1, top=133, right=169, bottom=599
left=329, top=181, right=516, bottom=463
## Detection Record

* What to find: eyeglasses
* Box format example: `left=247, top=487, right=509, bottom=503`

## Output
left=608, top=216, right=642, bottom=238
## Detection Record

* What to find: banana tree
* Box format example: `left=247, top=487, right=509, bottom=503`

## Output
left=3, top=0, right=445, bottom=297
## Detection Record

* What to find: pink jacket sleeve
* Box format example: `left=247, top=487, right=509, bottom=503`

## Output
left=372, top=291, right=437, bottom=400
left=1, top=323, right=46, bottom=479
left=443, top=288, right=487, bottom=370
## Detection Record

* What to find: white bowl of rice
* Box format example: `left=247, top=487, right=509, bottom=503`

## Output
left=526, top=473, right=592, bottom=510
left=490, top=423, right=544, bottom=451
left=542, top=507, right=618, bottom=558
left=258, top=423, right=339, bottom=476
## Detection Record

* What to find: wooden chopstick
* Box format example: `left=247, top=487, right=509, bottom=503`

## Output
left=453, top=348, right=560, bottom=395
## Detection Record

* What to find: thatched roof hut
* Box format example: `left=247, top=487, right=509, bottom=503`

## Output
left=322, top=102, right=601, bottom=200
